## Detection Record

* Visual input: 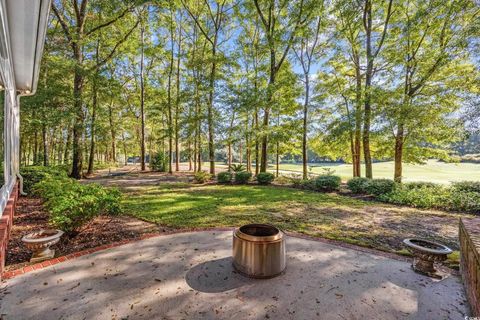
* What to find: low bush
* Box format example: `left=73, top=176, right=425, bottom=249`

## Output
left=313, top=175, right=341, bottom=191
left=365, top=179, right=396, bottom=196
left=379, top=184, right=450, bottom=209
left=150, top=152, right=168, bottom=172
left=452, top=181, right=480, bottom=194
left=347, top=177, right=369, bottom=193
left=378, top=182, right=480, bottom=214
left=217, top=172, right=232, bottom=184
left=21, top=166, right=68, bottom=193
left=273, top=175, right=291, bottom=185
left=194, top=171, right=212, bottom=184
left=33, top=177, right=122, bottom=235
left=448, top=191, right=480, bottom=213
left=403, top=182, right=438, bottom=190
left=235, top=171, right=252, bottom=184
left=257, top=172, right=275, bottom=185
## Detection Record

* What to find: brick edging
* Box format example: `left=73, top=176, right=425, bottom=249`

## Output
left=3, top=227, right=419, bottom=280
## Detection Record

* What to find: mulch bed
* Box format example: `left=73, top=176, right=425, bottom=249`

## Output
left=5, top=196, right=175, bottom=272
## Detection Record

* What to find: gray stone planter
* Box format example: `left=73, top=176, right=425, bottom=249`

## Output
left=403, top=238, right=452, bottom=278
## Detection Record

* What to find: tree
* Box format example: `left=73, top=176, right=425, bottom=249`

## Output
left=253, top=0, right=316, bottom=172
left=294, top=5, right=326, bottom=179
left=52, top=0, right=139, bottom=178
left=384, top=0, right=478, bottom=182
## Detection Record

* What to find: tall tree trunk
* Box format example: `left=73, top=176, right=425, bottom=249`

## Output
left=71, top=63, right=85, bottom=179
left=363, top=0, right=373, bottom=179
left=254, top=108, right=259, bottom=176
left=302, top=75, right=309, bottom=179
left=394, top=124, right=404, bottom=182
left=207, top=47, right=216, bottom=175
left=175, top=22, right=182, bottom=172
left=42, top=124, right=48, bottom=166
left=33, top=127, right=38, bottom=165
left=353, top=63, right=362, bottom=177
left=108, top=102, right=116, bottom=163
left=64, top=126, right=72, bottom=165
left=87, top=74, right=98, bottom=175
left=275, top=141, right=279, bottom=177
left=140, top=24, right=146, bottom=171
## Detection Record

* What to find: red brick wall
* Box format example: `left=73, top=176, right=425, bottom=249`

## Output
left=0, top=183, right=18, bottom=278
left=460, top=218, right=480, bottom=316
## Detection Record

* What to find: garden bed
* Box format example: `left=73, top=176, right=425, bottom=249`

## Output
left=5, top=196, right=172, bottom=271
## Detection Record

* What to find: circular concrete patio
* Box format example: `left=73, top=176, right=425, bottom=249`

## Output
left=0, top=231, right=469, bottom=319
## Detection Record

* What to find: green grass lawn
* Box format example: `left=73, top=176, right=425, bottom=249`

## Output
left=215, top=160, right=480, bottom=184
left=122, top=183, right=465, bottom=262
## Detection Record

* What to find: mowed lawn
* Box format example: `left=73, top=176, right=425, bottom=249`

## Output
left=122, top=182, right=468, bottom=262
left=267, top=160, right=480, bottom=184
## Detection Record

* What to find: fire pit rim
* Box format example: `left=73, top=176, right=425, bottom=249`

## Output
left=235, top=223, right=283, bottom=242
left=402, top=238, right=452, bottom=255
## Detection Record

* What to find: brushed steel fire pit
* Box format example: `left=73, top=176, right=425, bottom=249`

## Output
left=403, top=238, right=452, bottom=278
left=22, top=229, right=64, bottom=263
left=232, top=224, right=286, bottom=278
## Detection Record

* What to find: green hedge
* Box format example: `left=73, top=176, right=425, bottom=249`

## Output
left=452, top=181, right=480, bottom=194
left=313, top=175, right=341, bottom=191
left=20, top=166, right=69, bottom=193
left=194, top=171, right=212, bottom=183
left=217, top=172, right=232, bottom=184
left=33, top=176, right=122, bottom=235
left=235, top=171, right=252, bottom=184
left=257, top=172, right=275, bottom=185
left=346, top=177, right=369, bottom=193
left=365, top=179, right=396, bottom=196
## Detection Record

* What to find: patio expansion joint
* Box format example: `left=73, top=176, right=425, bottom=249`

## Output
left=2, top=227, right=431, bottom=280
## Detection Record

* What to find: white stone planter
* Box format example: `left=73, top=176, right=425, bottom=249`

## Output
left=22, top=229, right=64, bottom=263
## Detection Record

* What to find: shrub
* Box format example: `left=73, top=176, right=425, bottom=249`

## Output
left=150, top=152, right=168, bottom=172
left=365, top=179, right=396, bottom=196
left=21, top=166, right=68, bottom=193
left=452, top=181, right=480, bottom=194
left=217, top=172, right=232, bottom=184
left=313, top=175, right=341, bottom=191
left=403, top=182, right=438, bottom=190
left=194, top=171, right=212, bottom=183
left=33, top=177, right=123, bottom=235
left=257, top=172, right=275, bottom=185
left=448, top=190, right=480, bottom=213
left=235, top=171, right=252, bottom=184
left=287, top=174, right=304, bottom=188
left=379, top=184, right=450, bottom=209
left=274, top=175, right=291, bottom=185
left=347, top=177, right=369, bottom=193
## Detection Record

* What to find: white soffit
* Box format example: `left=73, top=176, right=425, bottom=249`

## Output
left=5, top=0, right=51, bottom=94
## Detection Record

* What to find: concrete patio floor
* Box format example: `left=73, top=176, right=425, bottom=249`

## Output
left=0, top=231, right=469, bottom=319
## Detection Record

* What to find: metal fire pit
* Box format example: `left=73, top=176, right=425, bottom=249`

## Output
left=232, top=224, right=286, bottom=278
left=403, top=238, right=452, bottom=278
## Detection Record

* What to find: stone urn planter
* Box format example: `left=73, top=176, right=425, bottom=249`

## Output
left=403, top=238, right=452, bottom=278
left=22, top=229, right=64, bottom=263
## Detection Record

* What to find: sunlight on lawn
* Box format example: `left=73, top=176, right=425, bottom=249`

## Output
left=122, top=183, right=464, bottom=261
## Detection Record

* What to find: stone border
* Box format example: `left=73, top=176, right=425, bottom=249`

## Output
left=3, top=227, right=419, bottom=280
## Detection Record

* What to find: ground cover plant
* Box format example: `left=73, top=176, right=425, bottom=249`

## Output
left=346, top=178, right=480, bottom=214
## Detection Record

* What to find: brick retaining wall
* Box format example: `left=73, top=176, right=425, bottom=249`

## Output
left=460, top=218, right=480, bottom=316
left=0, top=183, right=18, bottom=279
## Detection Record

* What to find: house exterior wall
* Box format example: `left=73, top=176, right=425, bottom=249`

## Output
left=0, top=0, right=21, bottom=276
